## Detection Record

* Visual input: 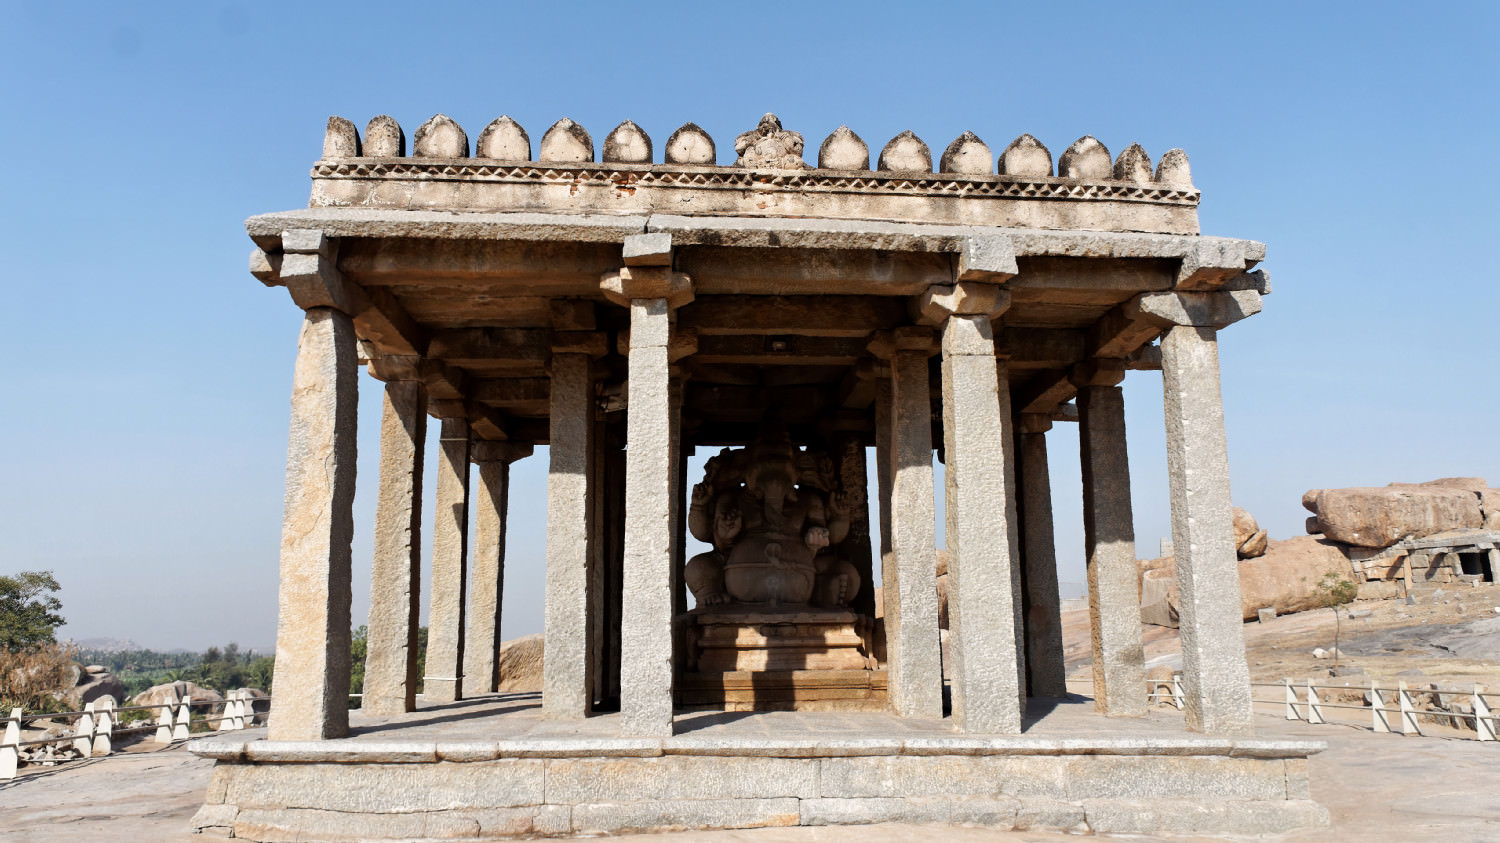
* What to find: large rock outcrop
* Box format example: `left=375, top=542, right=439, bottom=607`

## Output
left=1233, top=507, right=1269, bottom=559
left=59, top=664, right=126, bottom=710
left=1140, top=535, right=1351, bottom=627
left=1303, top=479, right=1487, bottom=548
left=131, top=680, right=223, bottom=708
left=496, top=634, right=543, bottom=693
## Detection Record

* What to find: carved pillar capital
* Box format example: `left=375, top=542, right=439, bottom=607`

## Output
left=600, top=266, right=694, bottom=309
left=916, top=281, right=1012, bottom=327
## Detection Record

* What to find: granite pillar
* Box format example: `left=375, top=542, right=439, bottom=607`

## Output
left=1075, top=364, right=1147, bottom=718
left=883, top=331, right=942, bottom=721
left=619, top=297, right=676, bottom=735
left=543, top=352, right=594, bottom=719
left=363, top=378, right=426, bottom=715
left=1162, top=325, right=1255, bottom=735
left=1017, top=414, right=1068, bottom=699
left=424, top=417, right=471, bottom=703
left=941, top=314, right=1023, bottom=733
left=269, top=307, right=357, bottom=741
left=465, top=442, right=529, bottom=695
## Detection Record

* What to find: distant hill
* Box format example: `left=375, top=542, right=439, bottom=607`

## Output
left=71, top=637, right=145, bottom=653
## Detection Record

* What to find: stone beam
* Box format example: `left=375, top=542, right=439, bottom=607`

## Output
left=276, top=230, right=427, bottom=356
left=427, top=328, right=553, bottom=366
left=692, top=335, right=870, bottom=366
left=679, top=296, right=908, bottom=337
left=995, top=329, right=1087, bottom=369
left=1126, top=290, right=1263, bottom=330
left=1013, top=369, right=1077, bottom=415
left=469, top=378, right=551, bottom=406
left=675, top=247, right=953, bottom=296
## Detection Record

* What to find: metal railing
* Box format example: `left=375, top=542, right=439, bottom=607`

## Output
left=1, top=689, right=269, bottom=780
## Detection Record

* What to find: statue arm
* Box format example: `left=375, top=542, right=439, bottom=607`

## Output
left=688, top=483, right=714, bottom=543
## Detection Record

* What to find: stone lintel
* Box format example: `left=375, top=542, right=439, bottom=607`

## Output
left=600, top=266, right=694, bottom=308
left=1068, top=358, right=1127, bottom=389
left=1019, top=413, right=1053, bottom=434
left=551, top=331, right=610, bottom=358
left=1126, top=344, right=1163, bottom=371
left=867, top=327, right=938, bottom=360
left=549, top=299, right=598, bottom=331
left=1176, top=239, right=1261, bottom=291
left=1051, top=402, right=1079, bottom=423
left=916, top=283, right=1012, bottom=327
left=956, top=234, right=1018, bottom=282
left=421, top=359, right=466, bottom=400
left=669, top=329, right=699, bottom=363
left=276, top=229, right=426, bottom=356
left=1128, top=290, right=1263, bottom=329
left=249, top=248, right=281, bottom=287
left=471, top=440, right=533, bottom=464
left=623, top=232, right=673, bottom=266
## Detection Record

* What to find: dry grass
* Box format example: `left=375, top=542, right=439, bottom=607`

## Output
left=0, top=642, right=79, bottom=712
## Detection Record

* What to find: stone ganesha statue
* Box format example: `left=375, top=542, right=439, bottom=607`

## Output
left=685, top=424, right=863, bottom=610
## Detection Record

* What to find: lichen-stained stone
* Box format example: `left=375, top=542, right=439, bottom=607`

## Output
left=604, top=120, right=653, bottom=164
left=878, top=130, right=932, bottom=173
left=998, top=134, right=1052, bottom=177
left=801, top=796, right=1020, bottom=827
left=734, top=113, right=807, bottom=169
left=1059, top=136, right=1112, bottom=180
left=540, top=117, right=594, bottom=163
left=664, top=122, right=715, bottom=165
left=364, top=115, right=405, bottom=157
left=1156, top=148, right=1193, bottom=187
left=269, top=308, right=356, bottom=742
left=476, top=115, right=530, bottom=160
left=413, top=114, right=469, bottom=158
left=939, top=131, right=993, bottom=175
left=1161, top=325, right=1254, bottom=736
left=1113, top=143, right=1153, bottom=183
left=363, top=380, right=426, bottom=716
left=322, top=116, right=360, bottom=158
left=818, top=125, right=870, bottom=170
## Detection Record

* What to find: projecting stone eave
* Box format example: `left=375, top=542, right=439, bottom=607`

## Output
left=306, top=158, right=1202, bottom=236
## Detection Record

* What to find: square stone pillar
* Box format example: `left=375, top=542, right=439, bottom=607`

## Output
left=1162, top=325, right=1254, bottom=735
left=940, top=314, right=1023, bottom=733
left=269, top=307, right=358, bottom=741
left=424, top=417, right=471, bottom=703
left=1127, top=289, right=1262, bottom=735
left=873, top=371, right=894, bottom=559
left=1018, top=413, right=1068, bottom=699
left=465, top=442, right=531, bottom=695
left=871, top=328, right=943, bottom=721
left=1074, top=362, right=1147, bottom=718
left=602, top=245, right=693, bottom=737
left=363, top=377, right=426, bottom=716
left=543, top=351, right=595, bottom=719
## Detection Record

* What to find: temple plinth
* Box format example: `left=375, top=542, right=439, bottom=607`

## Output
left=195, top=112, right=1325, bottom=841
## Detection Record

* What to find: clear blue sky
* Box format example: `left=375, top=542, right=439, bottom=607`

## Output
left=2, top=1, right=1495, bottom=651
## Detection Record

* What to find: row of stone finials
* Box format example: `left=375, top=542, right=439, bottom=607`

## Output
left=322, top=113, right=1193, bottom=187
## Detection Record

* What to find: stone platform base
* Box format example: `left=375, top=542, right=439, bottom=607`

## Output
left=190, top=734, right=1327, bottom=840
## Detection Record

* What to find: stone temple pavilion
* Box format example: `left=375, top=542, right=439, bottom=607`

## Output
left=190, top=113, right=1326, bottom=838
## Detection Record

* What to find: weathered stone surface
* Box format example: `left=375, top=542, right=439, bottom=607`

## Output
left=821, top=755, right=1068, bottom=798
left=1084, top=798, right=1328, bottom=836
left=322, top=116, right=359, bottom=158
left=1161, top=325, right=1254, bottom=736
left=1112, top=143, right=1153, bottom=183
left=269, top=308, right=356, bottom=742
left=1155, top=148, right=1193, bottom=187
left=1482, top=489, right=1500, bottom=530
left=939, top=131, right=992, bottom=175
left=424, top=417, right=470, bottom=703
left=1233, top=506, right=1268, bottom=559
left=413, top=114, right=468, bottom=158
left=543, top=353, right=592, bottom=718
left=364, top=115, right=405, bottom=157
left=802, top=796, right=1019, bottom=827
left=1066, top=755, right=1286, bottom=800
left=998, top=134, right=1052, bottom=177
left=942, top=317, right=1022, bottom=733
left=1019, top=428, right=1068, bottom=698
left=539, top=117, right=593, bottom=163
left=64, top=669, right=126, bottom=710
left=817, top=125, right=869, bottom=170
left=1309, top=485, right=1483, bottom=547
left=877, top=130, right=932, bottom=173
left=1059, top=136, right=1111, bottom=179
left=364, top=380, right=425, bottom=716
left=572, top=798, right=800, bottom=834
left=464, top=458, right=510, bottom=694
left=604, top=120, right=653, bottom=164
left=218, top=759, right=545, bottom=812
left=547, top=756, right=817, bottom=802
left=664, top=122, right=715, bottom=165
left=475, top=116, right=530, bottom=160
left=1078, top=384, right=1146, bottom=718
left=132, top=680, right=223, bottom=708
left=619, top=298, right=677, bottom=736
left=734, top=113, right=806, bottom=169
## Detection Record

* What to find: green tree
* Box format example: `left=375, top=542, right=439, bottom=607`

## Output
left=1316, top=572, right=1359, bottom=669
left=0, top=570, right=65, bottom=651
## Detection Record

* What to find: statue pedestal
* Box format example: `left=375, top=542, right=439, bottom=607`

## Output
left=676, top=609, right=888, bottom=711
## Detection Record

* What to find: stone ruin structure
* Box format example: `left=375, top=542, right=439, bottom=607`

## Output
left=190, top=112, right=1327, bottom=838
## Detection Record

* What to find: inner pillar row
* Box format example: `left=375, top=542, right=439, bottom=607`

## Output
left=424, top=416, right=471, bottom=704
left=465, top=441, right=531, bottom=696
left=543, top=347, right=597, bottom=719
left=1018, top=412, right=1068, bottom=699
